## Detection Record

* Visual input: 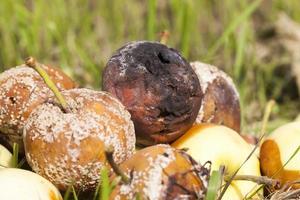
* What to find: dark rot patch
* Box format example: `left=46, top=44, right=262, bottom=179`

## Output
left=103, top=41, right=202, bottom=145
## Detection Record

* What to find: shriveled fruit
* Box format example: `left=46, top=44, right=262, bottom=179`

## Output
left=103, top=41, right=202, bottom=146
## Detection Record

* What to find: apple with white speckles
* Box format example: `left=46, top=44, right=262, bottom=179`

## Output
left=109, top=144, right=210, bottom=200
left=0, top=64, right=76, bottom=151
left=24, top=88, right=136, bottom=191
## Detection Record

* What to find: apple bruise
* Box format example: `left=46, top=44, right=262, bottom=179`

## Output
left=103, top=41, right=202, bottom=146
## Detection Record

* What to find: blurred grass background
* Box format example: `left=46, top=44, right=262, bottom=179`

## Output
left=0, top=0, right=299, bottom=135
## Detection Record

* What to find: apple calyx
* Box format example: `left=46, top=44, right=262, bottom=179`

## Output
left=25, top=57, right=71, bottom=113
left=105, top=146, right=130, bottom=184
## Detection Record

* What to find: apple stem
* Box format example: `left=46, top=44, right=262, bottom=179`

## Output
left=160, top=30, right=170, bottom=45
left=225, top=175, right=280, bottom=188
left=25, top=57, right=70, bottom=113
left=105, top=146, right=130, bottom=184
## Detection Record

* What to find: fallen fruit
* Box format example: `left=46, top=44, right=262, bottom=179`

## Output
left=190, top=61, right=241, bottom=132
left=103, top=41, right=202, bottom=146
left=24, top=88, right=136, bottom=191
left=172, top=124, right=261, bottom=200
left=260, top=121, right=300, bottom=189
left=109, top=144, right=210, bottom=200
left=0, top=168, right=62, bottom=200
left=0, top=64, right=76, bottom=150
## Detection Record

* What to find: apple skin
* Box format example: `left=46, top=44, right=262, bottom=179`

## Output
left=24, top=88, right=136, bottom=191
left=260, top=121, right=300, bottom=189
left=103, top=41, right=202, bottom=146
left=0, top=64, right=76, bottom=151
left=172, top=124, right=261, bottom=200
left=0, top=144, right=12, bottom=168
left=0, top=168, right=62, bottom=200
left=109, top=144, right=210, bottom=200
left=190, top=62, right=241, bottom=133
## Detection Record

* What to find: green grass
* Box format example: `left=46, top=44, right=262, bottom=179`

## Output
left=0, top=0, right=299, bottom=134
left=206, top=167, right=224, bottom=200
left=1, top=2, right=300, bottom=199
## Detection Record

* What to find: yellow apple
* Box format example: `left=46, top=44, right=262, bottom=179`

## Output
left=172, top=124, right=261, bottom=200
left=260, top=121, right=300, bottom=189
left=0, top=168, right=62, bottom=200
left=0, top=144, right=12, bottom=168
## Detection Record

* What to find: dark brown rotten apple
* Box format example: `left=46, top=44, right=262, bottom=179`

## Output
left=190, top=61, right=241, bottom=133
left=24, top=88, right=136, bottom=191
left=109, top=144, right=210, bottom=200
left=103, top=41, right=202, bottom=146
left=0, top=64, right=76, bottom=150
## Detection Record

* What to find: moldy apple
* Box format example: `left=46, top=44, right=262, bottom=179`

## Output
left=109, top=144, right=210, bottom=200
left=0, top=64, right=76, bottom=150
left=103, top=41, right=202, bottom=146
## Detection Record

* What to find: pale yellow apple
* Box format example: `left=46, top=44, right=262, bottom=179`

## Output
left=260, top=121, right=300, bottom=188
left=0, top=144, right=12, bottom=168
left=172, top=124, right=261, bottom=200
left=0, top=168, right=62, bottom=200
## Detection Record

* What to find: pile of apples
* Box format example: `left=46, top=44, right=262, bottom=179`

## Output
left=0, top=41, right=299, bottom=200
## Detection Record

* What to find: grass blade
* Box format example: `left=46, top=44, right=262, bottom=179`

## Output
left=72, top=186, right=78, bottom=200
left=233, top=21, right=248, bottom=79
left=180, top=0, right=192, bottom=57
left=274, top=146, right=300, bottom=178
left=100, top=167, right=110, bottom=200
left=12, top=143, right=19, bottom=168
left=206, top=166, right=224, bottom=200
left=206, top=0, right=262, bottom=60
left=63, top=185, right=72, bottom=200
left=147, top=0, right=157, bottom=40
